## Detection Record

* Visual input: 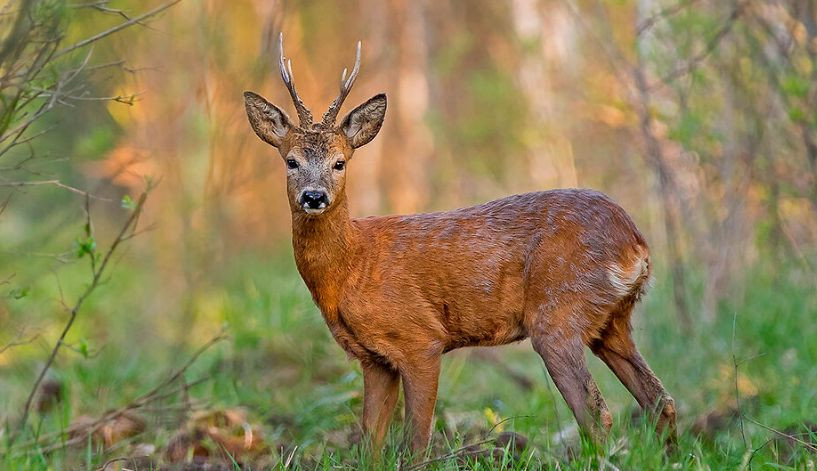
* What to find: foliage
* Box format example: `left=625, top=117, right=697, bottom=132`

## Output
left=1, top=254, right=816, bottom=468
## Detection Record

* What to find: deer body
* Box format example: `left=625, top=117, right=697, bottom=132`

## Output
left=245, top=35, right=676, bottom=455
left=296, top=189, right=647, bottom=359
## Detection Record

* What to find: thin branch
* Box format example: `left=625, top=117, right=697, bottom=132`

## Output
left=0, top=180, right=113, bottom=201
left=0, top=86, right=60, bottom=149
left=636, top=0, right=702, bottom=37
left=471, top=349, right=535, bottom=391
left=10, top=331, right=223, bottom=454
left=71, top=1, right=133, bottom=22
left=17, top=376, right=211, bottom=455
left=744, top=417, right=817, bottom=453
left=405, top=438, right=497, bottom=470
left=62, top=341, right=105, bottom=359
left=9, top=188, right=151, bottom=445
left=94, top=457, right=129, bottom=471
left=731, top=310, right=749, bottom=450
left=0, top=334, right=40, bottom=355
left=51, top=0, right=181, bottom=61
left=651, top=0, right=747, bottom=89
left=0, top=193, right=12, bottom=218
left=119, top=223, right=157, bottom=242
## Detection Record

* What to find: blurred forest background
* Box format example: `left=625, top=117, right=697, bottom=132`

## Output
left=1, top=0, right=816, bottom=469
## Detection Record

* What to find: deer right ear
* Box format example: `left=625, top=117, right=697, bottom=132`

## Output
left=244, top=91, right=292, bottom=148
left=340, top=94, right=387, bottom=149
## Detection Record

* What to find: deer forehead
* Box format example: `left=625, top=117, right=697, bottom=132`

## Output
left=287, top=131, right=347, bottom=160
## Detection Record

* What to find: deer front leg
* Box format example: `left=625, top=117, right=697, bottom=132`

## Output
left=362, top=360, right=401, bottom=450
left=400, top=354, right=442, bottom=456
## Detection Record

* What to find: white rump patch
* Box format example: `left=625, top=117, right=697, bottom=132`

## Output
left=606, top=250, right=650, bottom=298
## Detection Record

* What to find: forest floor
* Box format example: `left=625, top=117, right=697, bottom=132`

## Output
left=1, top=252, right=816, bottom=469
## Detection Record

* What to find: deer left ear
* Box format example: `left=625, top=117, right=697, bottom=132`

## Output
left=244, top=91, right=292, bottom=148
left=340, top=94, right=387, bottom=149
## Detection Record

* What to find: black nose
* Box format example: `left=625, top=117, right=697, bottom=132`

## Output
left=300, top=190, right=329, bottom=209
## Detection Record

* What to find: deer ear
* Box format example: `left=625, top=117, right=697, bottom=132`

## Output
left=244, top=91, right=292, bottom=148
left=340, top=94, right=386, bottom=149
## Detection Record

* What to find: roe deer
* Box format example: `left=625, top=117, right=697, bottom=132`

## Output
left=243, top=34, right=676, bottom=455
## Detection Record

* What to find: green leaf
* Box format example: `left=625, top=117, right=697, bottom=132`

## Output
left=121, top=194, right=136, bottom=210
left=78, top=338, right=90, bottom=359
left=781, top=74, right=810, bottom=99
left=75, top=235, right=96, bottom=258
left=788, top=106, right=807, bottom=124
left=9, top=287, right=30, bottom=300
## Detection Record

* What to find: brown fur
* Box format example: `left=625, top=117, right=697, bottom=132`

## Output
left=243, top=41, right=676, bottom=455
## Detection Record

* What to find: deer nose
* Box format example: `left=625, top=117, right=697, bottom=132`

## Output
left=300, top=190, right=329, bottom=210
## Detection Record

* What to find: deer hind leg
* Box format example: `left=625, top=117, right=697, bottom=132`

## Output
left=530, top=323, right=612, bottom=443
left=590, top=305, right=677, bottom=444
left=362, top=361, right=401, bottom=450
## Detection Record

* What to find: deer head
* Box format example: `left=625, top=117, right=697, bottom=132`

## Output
left=244, top=34, right=386, bottom=216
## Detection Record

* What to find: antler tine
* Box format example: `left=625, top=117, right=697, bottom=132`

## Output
left=322, top=40, right=362, bottom=126
left=277, top=33, right=313, bottom=127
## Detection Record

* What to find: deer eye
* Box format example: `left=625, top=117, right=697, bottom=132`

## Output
left=333, top=160, right=346, bottom=171
left=286, top=159, right=299, bottom=170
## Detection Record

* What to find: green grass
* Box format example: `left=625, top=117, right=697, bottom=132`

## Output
left=1, top=250, right=816, bottom=469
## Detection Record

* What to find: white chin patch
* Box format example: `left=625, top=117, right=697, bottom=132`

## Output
left=303, top=203, right=328, bottom=215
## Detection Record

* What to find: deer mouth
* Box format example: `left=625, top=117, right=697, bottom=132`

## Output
left=302, top=204, right=328, bottom=215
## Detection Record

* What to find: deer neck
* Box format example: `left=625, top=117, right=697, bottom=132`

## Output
left=291, top=193, right=357, bottom=316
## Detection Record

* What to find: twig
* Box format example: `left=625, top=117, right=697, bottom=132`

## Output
left=132, top=330, right=227, bottom=404
left=0, top=179, right=113, bottom=201
left=28, top=376, right=212, bottom=454
left=471, top=350, right=535, bottom=391
left=731, top=310, right=749, bottom=451
left=51, top=0, right=181, bottom=61
left=746, top=438, right=774, bottom=468
left=487, top=415, right=534, bottom=435
left=0, top=193, right=11, bottom=218
left=651, top=0, right=747, bottom=89
left=405, top=438, right=497, bottom=470
left=744, top=417, right=817, bottom=453
left=0, top=334, right=40, bottom=355
left=11, top=345, right=219, bottom=455
left=94, top=457, right=128, bottom=471
left=636, top=0, right=701, bottom=37
left=9, top=189, right=151, bottom=445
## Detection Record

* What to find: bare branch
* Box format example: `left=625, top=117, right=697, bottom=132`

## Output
left=0, top=179, right=114, bottom=201
left=405, top=438, right=498, bottom=471
left=636, top=0, right=702, bottom=37
left=650, top=0, right=747, bottom=89
left=94, top=457, right=129, bottom=471
left=10, top=332, right=225, bottom=454
left=0, top=334, right=40, bottom=355
left=744, top=417, right=817, bottom=453
left=51, top=0, right=181, bottom=61
left=0, top=193, right=11, bottom=218
left=70, top=1, right=132, bottom=21
left=9, top=187, right=152, bottom=445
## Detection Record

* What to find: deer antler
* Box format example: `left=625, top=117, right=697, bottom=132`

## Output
left=321, top=41, right=361, bottom=127
left=278, top=33, right=313, bottom=127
